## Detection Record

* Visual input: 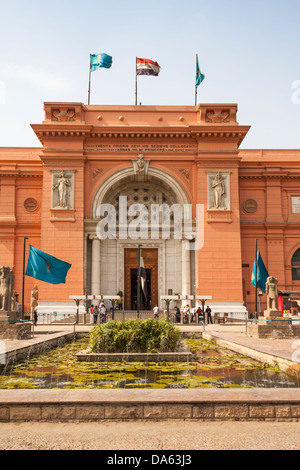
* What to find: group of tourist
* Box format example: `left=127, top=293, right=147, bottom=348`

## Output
left=153, top=304, right=213, bottom=324
left=89, top=303, right=107, bottom=324
left=180, top=305, right=213, bottom=324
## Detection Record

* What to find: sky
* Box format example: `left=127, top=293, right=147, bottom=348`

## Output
left=0, top=0, right=300, bottom=149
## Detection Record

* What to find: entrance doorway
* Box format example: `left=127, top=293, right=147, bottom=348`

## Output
left=130, top=268, right=152, bottom=310
left=124, top=248, right=158, bottom=310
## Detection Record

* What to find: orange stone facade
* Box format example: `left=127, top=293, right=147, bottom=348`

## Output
left=1, top=102, right=300, bottom=315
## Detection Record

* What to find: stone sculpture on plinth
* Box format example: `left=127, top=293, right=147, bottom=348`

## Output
left=0, top=266, right=16, bottom=321
left=247, top=275, right=300, bottom=338
left=0, top=266, right=31, bottom=340
left=264, top=276, right=281, bottom=319
left=30, top=285, right=39, bottom=317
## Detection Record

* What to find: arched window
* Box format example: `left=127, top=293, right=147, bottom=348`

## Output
left=292, top=249, right=300, bottom=281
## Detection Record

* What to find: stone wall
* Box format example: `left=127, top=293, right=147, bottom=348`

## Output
left=247, top=322, right=300, bottom=339
left=0, top=389, right=299, bottom=422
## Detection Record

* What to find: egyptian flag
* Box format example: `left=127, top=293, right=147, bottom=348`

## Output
left=136, top=58, right=161, bottom=76
left=140, top=256, right=148, bottom=301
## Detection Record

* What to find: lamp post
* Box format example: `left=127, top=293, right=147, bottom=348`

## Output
left=255, top=238, right=260, bottom=314
left=258, top=291, right=263, bottom=315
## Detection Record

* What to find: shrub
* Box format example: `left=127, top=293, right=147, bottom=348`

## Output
left=89, top=318, right=181, bottom=353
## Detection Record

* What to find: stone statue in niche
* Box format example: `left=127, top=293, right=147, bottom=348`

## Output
left=0, top=266, right=14, bottom=313
left=52, top=170, right=71, bottom=209
left=211, top=172, right=226, bottom=209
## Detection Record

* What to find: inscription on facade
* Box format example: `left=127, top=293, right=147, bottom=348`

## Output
left=85, top=143, right=197, bottom=153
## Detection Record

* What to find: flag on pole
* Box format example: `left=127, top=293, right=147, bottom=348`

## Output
left=136, top=58, right=161, bottom=76
left=140, top=256, right=148, bottom=301
left=251, top=250, right=269, bottom=293
left=90, top=53, right=113, bottom=72
left=195, top=55, right=205, bottom=87
left=25, top=245, right=71, bottom=285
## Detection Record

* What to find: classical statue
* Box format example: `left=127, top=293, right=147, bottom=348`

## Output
left=211, top=172, right=226, bottom=209
left=0, top=266, right=14, bottom=313
left=266, top=276, right=279, bottom=311
left=30, top=285, right=39, bottom=316
left=52, top=170, right=71, bottom=208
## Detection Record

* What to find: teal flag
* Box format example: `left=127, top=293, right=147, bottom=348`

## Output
left=90, top=53, right=112, bottom=72
left=195, top=55, right=205, bottom=87
left=251, top=250, right=269, bottom=293
left=26, top=245, right=71, bottom=285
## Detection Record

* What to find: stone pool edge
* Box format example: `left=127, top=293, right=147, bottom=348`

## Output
left=0, top=389, right=299, bottom=422
left=202, top=332, right=300, bottom=378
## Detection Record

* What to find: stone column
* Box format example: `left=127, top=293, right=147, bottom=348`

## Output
left=182, top=239, right=191, bottom=306
left=90, top=235, right=101, bottom=305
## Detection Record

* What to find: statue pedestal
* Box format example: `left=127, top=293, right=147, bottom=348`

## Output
left=0, top=312, right=31, bottom=340
left=0, top=312, right=17, bottom=322
left=264, top=309, right=282, bottom=319
left=262, top=309, right=285, bottom=326
left=247, top=313, right=300, bottom=339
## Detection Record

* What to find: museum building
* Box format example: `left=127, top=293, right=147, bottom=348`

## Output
left=1, top=101, right=300, bottom=316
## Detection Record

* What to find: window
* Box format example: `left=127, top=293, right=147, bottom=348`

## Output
left=292, top=249, right=300, bottom=281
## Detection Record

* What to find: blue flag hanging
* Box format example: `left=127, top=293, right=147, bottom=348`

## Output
left=251, top=250, right=269, bottom=293
left=90, top=53, right=113, bottom=72
left=195, top=55, right=205, bottom=88
left=26, top=245, right=72, bottom=285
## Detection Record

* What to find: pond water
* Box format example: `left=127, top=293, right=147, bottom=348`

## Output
left=0, top=338, right=299, bottom=389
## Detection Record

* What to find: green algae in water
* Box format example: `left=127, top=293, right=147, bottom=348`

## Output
left=0, top=337, right=299, bottom=389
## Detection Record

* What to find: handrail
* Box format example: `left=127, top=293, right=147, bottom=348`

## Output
left=247, top=318, right=300, bottom=322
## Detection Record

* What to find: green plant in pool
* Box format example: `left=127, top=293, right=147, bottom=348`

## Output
left=89, top=318, right=181, bottom=353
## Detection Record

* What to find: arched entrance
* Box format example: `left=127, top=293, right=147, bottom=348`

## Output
left=85, top=166, right=192, bottom=310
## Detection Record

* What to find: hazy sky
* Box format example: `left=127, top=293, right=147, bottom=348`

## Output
left=0, top=0, right=300, bottom=149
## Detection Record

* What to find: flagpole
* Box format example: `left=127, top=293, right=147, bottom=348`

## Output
left=22, top=237, right=28, bottom=320
left=135, top=57, right=138, bottom=105
left=88, top=56, right=92, bottom=105
left=137, top=245, right=141, bottom=319
left=255, top=239, right=260, bottom=314
left=195, top=54, right=198, bottom=106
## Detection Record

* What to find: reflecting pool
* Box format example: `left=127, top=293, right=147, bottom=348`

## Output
left=0, top=338, right=299, bottom=389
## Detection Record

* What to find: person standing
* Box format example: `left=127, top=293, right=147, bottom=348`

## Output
left=197, top=306, right=203, bottom=323
left=192, top=306, right=197, bottom=323
left=93, top=305, right=99, bottom=324
left=90, top=305, right=94, bottom=324
left=175, top=306, right=181, bottom=323
left=205, top=306, right=213, bottom=324
left=100, top=303, right=106, bottom=323
left=33, top=310, right=38, bottom=326
left=153, top=305, right=159, bottom=319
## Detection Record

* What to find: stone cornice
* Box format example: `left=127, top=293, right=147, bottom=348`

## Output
left=0, top=169, right=42, bottom=178
left=31, top=124, right=250, bottom=148
left=239, top=173, right=300, bottom=180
